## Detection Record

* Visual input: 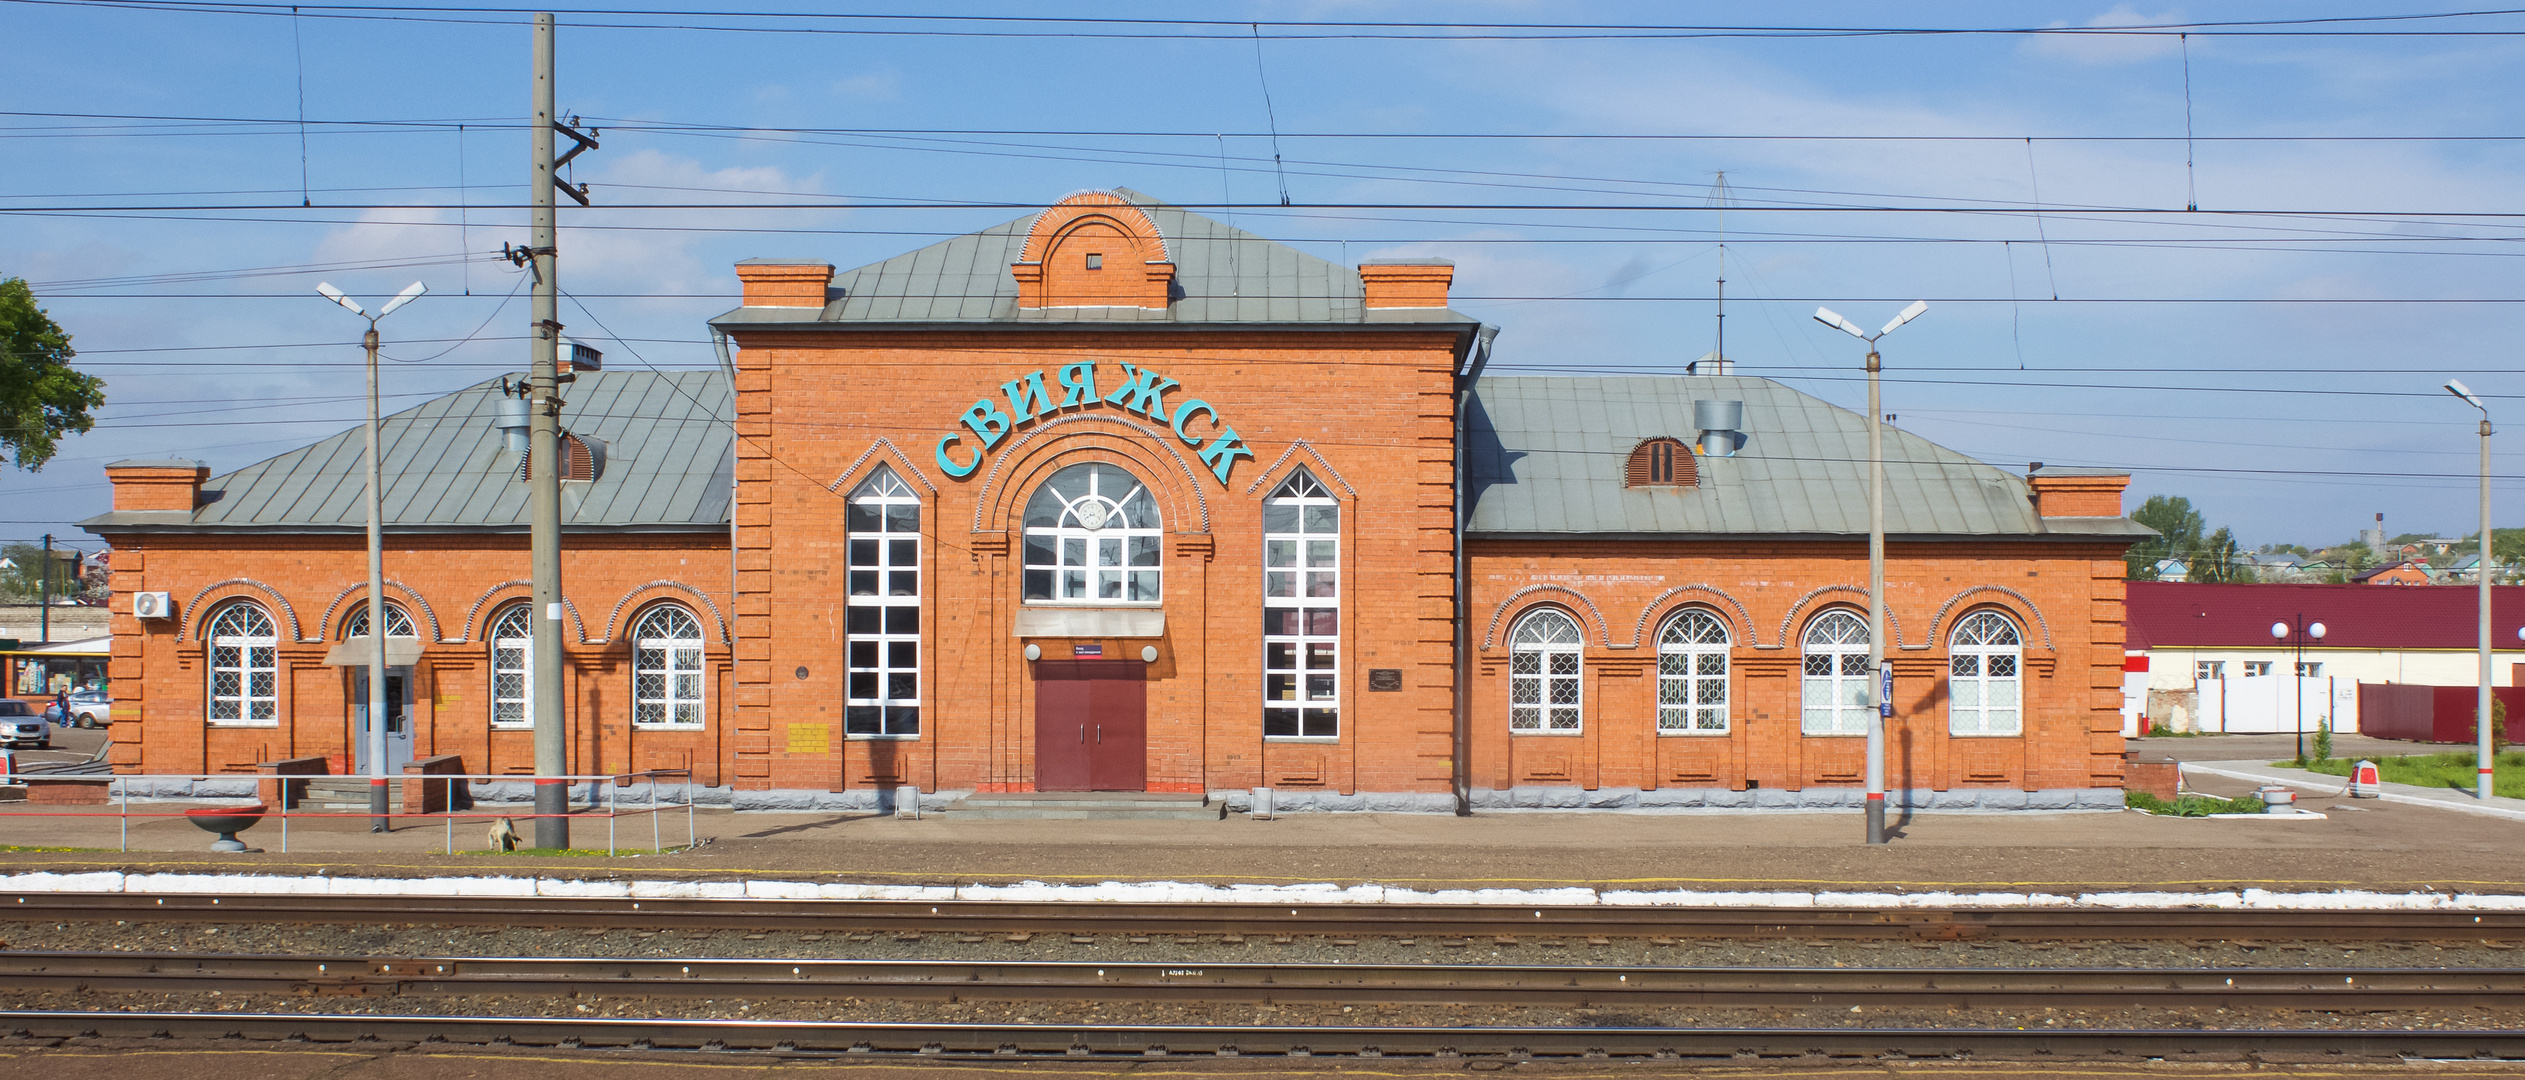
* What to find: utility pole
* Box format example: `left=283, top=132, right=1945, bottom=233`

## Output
left=37, top=534, right=50, bottom=643
left=527, top=13, right=598, bottom=850
left=529, top=11, right=568, bottom=851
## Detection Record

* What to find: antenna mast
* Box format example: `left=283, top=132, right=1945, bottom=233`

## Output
left=1697, top=172, right=1733, bottom=375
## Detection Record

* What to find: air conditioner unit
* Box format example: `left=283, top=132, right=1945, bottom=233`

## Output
left=133, top=592, right=173, bottom=620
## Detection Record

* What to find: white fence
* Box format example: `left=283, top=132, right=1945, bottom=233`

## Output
left=2192, top=675, right=2359, bottom=735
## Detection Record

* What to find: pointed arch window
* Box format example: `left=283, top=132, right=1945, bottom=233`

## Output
left=207, top=601, right=279, bottom=725
left=1509, top=608, right=1583, bottom=733
left=632, top=604, right=707, bottom=728
left=1948, top=611, right=2024, bottom=736
left=846, top=465, right=921, bottom=737
left=1656, top=608, right=1731, bottom=733
left=1022, top=463, right=1161, bottom=603
left=489, top=602, right=532, bottom=729
left=1263, top=469, right=1339, bottom=738
left=1800, top=610, right=1872, bottom=735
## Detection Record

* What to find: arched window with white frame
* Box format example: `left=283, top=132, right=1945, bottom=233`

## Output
left=1656, top=608, right=1731, bottom=733
left=632, top=604, right=707, bottom=728
left=1263, top=468, right=1339, bottom=738
left=1509, top=607, right=1583, bottom=733
left=341, top=600, right=416, bottom=640
left=488, top=602, right=532, bottom=729
left=845, top=465, right=921, bottom=737
left=207, top=600, right=279, bottom=724
left=1801, top=609, right=1872, bottom=735
left=1021, top=462, right=1162, bottom=603
left=1948, top=610, right=2024, bottom=736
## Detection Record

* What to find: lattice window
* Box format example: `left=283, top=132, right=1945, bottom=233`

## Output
left=1800, top=609, right=1872, bottom=735
left=845, top=465, right=922, bottom=737
left=207, top=601, right=278, bottom=724
left=1509, top=608, right=1584, bottom=733
left=489, top=603, right=532, bottom=729
left=1263, top=469, right=1339, bottom=739
left=1021, top=462, right=1162, bottom=603
left=1948, top=610, right=2023, bottom=736
left=1656, top=608, right=1731, bottom=733
left=1624, top=438, right=1697, bottom=488
left=341, top=601, right=416, bottom=640
left=632, top=604, right=706, bottom=728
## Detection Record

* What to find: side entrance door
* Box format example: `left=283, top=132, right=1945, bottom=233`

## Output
left=1031, top=659, right=1146, bottom=791
left=350, top=666, right=416, bottom=775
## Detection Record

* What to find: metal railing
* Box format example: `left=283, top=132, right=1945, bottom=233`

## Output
left=0, top=769, right=697, bottom=856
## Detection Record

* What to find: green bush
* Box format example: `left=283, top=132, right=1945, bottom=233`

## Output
left=2313, top=718, right=2333, bottom=763
left=2125, top=790, right=2267, bottom=817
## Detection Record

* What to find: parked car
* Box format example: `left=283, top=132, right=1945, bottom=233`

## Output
left=65, top=690, right=109, bottom=728
left=0, top=701, right=48, bottom=749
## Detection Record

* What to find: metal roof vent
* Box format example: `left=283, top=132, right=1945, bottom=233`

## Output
left=493, top=393, right=530, bottom=453
left=1693, top=399, right=1744, bottom=457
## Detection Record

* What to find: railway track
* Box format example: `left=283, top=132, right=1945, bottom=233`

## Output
left=7, top=1010, right=2525, bottom=1060
left=7, top=951, right=2525, bottom=1009
left=13, top=892, right=2525, bottom=941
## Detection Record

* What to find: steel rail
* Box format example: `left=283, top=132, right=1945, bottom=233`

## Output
left=13, top=892, right=2525, bottom=941
left=5, top=1010, right=2524, bottom=1061
left=12, top=952, right=2525, bottom=1009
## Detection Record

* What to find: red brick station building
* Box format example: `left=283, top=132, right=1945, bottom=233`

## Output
left=85, top=190, right=2146, bottom=812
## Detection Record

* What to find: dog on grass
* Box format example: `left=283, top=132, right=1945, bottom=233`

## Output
left=487, top=817, right=519, bottom=852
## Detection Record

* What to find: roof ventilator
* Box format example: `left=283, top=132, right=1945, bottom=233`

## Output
left=493, top=393, right=531, bottom=453
left=1693, top=399, right=1744, bottom=457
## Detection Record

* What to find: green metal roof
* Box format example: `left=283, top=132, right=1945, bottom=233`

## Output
left=81, top=371, right=732, bottom=534
left=1465, top=375, right=2148, bottom=540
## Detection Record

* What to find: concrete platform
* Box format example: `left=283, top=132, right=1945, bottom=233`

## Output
left=949, top=791, right=1218, bottom=820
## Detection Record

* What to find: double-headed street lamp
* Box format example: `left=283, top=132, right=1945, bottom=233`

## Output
left=1813, top=299, right=1927, bottom=846
left=317, top=280, right=426, bottom=832
left=2449, top=378, right=2496, bottom=800
left=2269, top=616, right=2327, bottom=763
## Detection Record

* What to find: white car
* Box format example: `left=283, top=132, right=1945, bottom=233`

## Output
left=65, top=690, right=109, bottom=728
left=0, top=702, right=47, bottom=749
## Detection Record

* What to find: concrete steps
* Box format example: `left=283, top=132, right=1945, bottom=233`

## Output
left=949, top=792, right=1217, bottom=820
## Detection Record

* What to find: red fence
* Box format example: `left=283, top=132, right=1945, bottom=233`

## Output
left=2357, top=684, right=2525, bottom=743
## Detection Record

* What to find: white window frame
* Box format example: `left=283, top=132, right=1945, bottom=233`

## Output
left=1656, top=608, right=1731, bottom=734
left=207, top=601, right=279, bottom=727
left=1263, top=469, right=1339, bottom=739
left=2241, top=660, right=2273, bottom=677
left=2295, top=661, right=2322, bottom=677
left=341, top=601, right=417, bottom=640
left=2195, top=659, right=2226, bottom=680
left=632, top=604, right=707, bottom=729
left=845, top=466, right=922, bottom=739
left=1021, top=463, right=1163, bottom=605
left=1800, top=609, right=1872, bottom=735
left=489, top=603, right=532, bottom=730
left=1947, top=610, right=2023, bottom=737
left=1509, top=607, right=1584, bottom=734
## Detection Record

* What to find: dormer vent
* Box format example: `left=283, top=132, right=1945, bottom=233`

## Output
left=1624, top=438, right=1697, bottom=489
left=1693, top=399, right=1744, bottom=457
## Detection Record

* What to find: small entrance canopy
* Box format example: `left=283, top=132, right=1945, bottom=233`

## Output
left=322, top=636, right=424, bottom=667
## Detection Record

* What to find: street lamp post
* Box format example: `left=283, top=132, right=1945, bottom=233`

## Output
left=2269, top=616, right=2327, bottom=763
left=2450, top=379, right=2495, bottom=800
left=317, top=280, right=426, bottom=832
left=1813, top=300, right=1927, bottom=846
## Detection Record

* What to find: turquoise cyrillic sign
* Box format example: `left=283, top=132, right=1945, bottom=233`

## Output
left=936, top=360, right=1255, bottom=485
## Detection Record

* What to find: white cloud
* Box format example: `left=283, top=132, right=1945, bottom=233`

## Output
left=2021, top=7, right=2189, bottom=66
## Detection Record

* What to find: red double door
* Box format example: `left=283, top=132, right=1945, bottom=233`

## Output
left=1032, top=660, right=1147, bottom=791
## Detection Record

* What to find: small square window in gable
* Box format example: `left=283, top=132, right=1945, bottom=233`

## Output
left=1624, top=438, right=1697, bottom=489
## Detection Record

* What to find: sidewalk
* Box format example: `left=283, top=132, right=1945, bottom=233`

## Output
left=2183, top=758, right=2525, bottom=822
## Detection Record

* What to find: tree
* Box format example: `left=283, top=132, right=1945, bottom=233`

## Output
left=0, top=542, right=91, bottom=604
left=2126, top=495, right=2206, bottom=580
left=2191, top=527, right=2251, bottom=583
left=0, top=278, right=105, bottom=470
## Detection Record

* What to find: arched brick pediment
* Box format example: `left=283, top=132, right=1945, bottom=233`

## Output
left=1011, top=191, right=1176, bottom=309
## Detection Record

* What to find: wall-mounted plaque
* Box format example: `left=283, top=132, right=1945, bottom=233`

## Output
left=1073, top=643, right=1104, bottom=657
left=1368, top=668, right=1403, bottom=692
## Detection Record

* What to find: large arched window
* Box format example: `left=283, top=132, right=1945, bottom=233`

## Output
left=845, top=466, right=921, bottom=737
left=1022, top=462, right=1161, bottom=603
left=207, top=601, right=278, bottom=724
left=1263, top=469, right=1339, bottom=738
left=1948, top=610, right=2024, bottom=736
left=1509, top=607, right=1583, bottom=733
left=1656, top=608, right=1731, bottom=733
left=1800, top=609, right=1872, bottom=735
left=341, top=600, right=416, bottom=640
left=632, top=604, right=706, bottom=728
left=488, top=602, right=532, bottom=729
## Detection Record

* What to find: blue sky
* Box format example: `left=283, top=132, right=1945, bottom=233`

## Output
left=5, top=2, right=2523, bottom=554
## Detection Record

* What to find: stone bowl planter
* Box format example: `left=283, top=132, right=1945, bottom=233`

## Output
left=184, top=804, right=266, bottom=852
